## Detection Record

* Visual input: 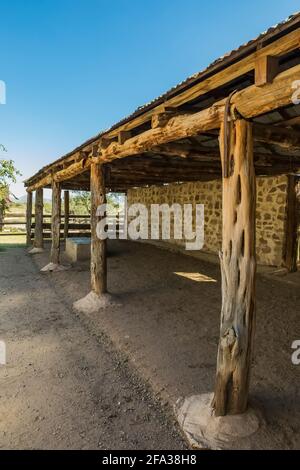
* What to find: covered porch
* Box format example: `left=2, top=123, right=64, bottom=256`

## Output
left=24, top=13, right=300, bottom=448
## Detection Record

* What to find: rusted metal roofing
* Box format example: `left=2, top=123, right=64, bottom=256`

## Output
left=25, top=11, right=300, bottom=185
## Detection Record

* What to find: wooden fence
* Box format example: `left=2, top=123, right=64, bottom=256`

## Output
left=0, top=213, right=124, bottom=240
left=0, top=213, right=91, bottom=239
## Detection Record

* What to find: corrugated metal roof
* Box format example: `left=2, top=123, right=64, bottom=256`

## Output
left=25, top=11, right=300, bottom=184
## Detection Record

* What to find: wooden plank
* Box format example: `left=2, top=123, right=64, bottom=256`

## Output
left=212, top=119, right=256, bottom=416
left=32, top=223, right=90, bottom=230
left=255, top=55, right=279, bottom=86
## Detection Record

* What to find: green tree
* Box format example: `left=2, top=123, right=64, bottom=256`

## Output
left=0, top=151, right=21, bottom=231
left=70, top=191, right=123, bottom=216
left=70, top=191, right=91, bottom=215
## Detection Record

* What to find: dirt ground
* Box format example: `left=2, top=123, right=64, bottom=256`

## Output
left=1, top=240, right=300, bottom=449
left=0, top=244, right=186, bottom=450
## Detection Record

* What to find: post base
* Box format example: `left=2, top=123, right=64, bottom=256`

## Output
left=28, top=247, right=44, bottom=254
left=40, top=262, right=71, bottom=273
left=175, top=393, right=262, bottom=450
left=73, top=291, right=121, bottom=314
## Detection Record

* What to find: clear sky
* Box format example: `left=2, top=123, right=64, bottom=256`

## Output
left=0, top=0, right=299, bottom=197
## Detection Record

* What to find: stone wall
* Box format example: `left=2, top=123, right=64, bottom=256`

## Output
left=127, top=175, right=288, bottom=266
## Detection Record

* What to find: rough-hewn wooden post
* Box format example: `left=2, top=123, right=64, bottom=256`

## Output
left=282, top=175, right=299, bottom=272
left=91, top=163, right=107, bottom=295
left=26, top=191, right=33, bottom=246
left=212, top=119, right=256, bottom=416
left=50, top=181, right=61, bottom=265
left=64, top=190, right=69, bottom=240
left=34, top=188, right=44, bottom=249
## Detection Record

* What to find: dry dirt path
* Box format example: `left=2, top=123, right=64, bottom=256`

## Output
left=0, top=246, right=186, bottom=449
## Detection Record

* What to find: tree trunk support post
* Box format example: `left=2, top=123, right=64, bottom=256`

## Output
left=64, top=190, right=70, bottom=241
left=73, top=163, right=119, bottom=313
left=26, top=191, right=33, bottom=246
left=282, top=175, right=299, bottom=273
left=29, top=187, right=44, bottom=253
left=90, top=162, right=107, bottom=295
left=212, top=118, right=257, bottom=416
left=41, top=181, right=69, bottom=272
left=50, top=180, right=61, bottom=265
left=175, top=118, right=260, bottom=448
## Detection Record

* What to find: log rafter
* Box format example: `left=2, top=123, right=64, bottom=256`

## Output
left=25, top=61, right=300, bottom=192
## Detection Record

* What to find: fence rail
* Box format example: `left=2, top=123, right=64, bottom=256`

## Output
left=0, top=213, right=124, bottom=239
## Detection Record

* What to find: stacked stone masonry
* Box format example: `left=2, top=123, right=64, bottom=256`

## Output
left=127, top=175, right=288, bottom=266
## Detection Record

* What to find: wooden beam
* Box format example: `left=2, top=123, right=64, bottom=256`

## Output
left=34, top=188, right=44, bottom=249
left=26, top=62, right=300, bottom=190
left=54, top=158, right=91, bottom=183
left=254, top=122, right=300, bottom=150
left=64, top=190, right=69, bottom=240
left=118, top=130, right=132, bottom=145
left=91, top=163, right=107, bottom=295
left=212, top=119, right=256, bottom=416
left=50, top=181, right=61, bottom=265
left=255, top=55, right=279, bottom=87
left=25, top=27, right=300, bottom=187
left=94, top=64, right=300, bottom=164
left=26, top=191, right=33, bottom=246
left=151, top=107, right=183, bottom=129
left=282, top=175, right=299, bottom=272
left=100, top=136, right=117, bottom=149
left=28, top=175, right=52, bottom=192
left=26, top=158, right=92, bottom=192
left=104, top=28, right=300, bottom=138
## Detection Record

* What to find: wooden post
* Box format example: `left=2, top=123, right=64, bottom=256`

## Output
left=90, top=162, right=107, bottom=295
left=282, top=175, right=299, bottom=272
left=212, top=119, right=256, bottom=416
left=34, top=188, right=44, bottom=249
left=50, top=181, right=61, bottom=265
left=26, top=191, right=33, bottom=246
left=64, top=190, right=70, bottom=240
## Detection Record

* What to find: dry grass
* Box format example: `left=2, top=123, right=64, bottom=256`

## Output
left=0, top=234, right=26, bottom=251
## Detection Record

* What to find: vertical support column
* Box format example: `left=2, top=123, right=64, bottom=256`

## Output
left=33, top=188, right=44, bottom=251
left=91, top=163, right=107, bottom=295
left=26, top=191, right=33, bottom=246
left=50, top=180, right=61, bottom=265
left=282, top=175, right=299, bottom=273
left=212, top=119, right=256, bottom=416
left=64, top=190, right=70, bottom=241
left=73, top=163, right=116, bottom=313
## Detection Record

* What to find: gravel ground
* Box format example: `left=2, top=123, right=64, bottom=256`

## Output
left=32, top=239, right=300, bottom=450
left=0, top=245, right=186, bottom=449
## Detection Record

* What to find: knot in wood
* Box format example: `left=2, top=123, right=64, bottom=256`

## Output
left=221, top=326, right=237, bottom=348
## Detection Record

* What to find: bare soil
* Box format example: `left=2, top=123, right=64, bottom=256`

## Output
left=1, top=240, right=300, bottom=449
left=0, top=244, right=186, bottom=449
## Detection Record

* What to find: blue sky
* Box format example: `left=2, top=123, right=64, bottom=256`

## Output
left=0, top=0, right=299, bottom=196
